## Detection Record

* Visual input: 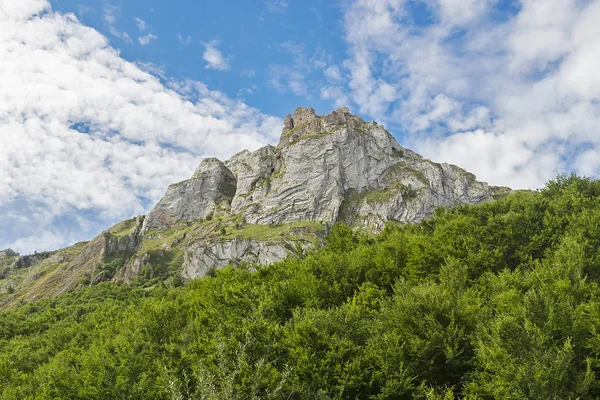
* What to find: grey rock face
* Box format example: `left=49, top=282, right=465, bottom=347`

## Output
left=113, top=253, right=150, bottom=283
left=142, top=158, right=237, bottom=232
left=229, top=107, right=482, bottom=227
left=0, top=249, right=18, bottom=259
left=147, top=106, right=498, bottom=234
left=226, top=146, right=282, bottom=198
left=138, top=106, right=503, bottom=279
left=293, top=106, right=317, bottom=126
left=283, top=114, right=294, bottom=133
left=182, top=237, right=308, bottom=278
left=103, top=217, right=144, bottom=260
left=11, top=252, right=52, bottom=270
left=343, top=158, right=492, bottom=230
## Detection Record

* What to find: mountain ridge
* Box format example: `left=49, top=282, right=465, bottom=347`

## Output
left=0, top=106, right=511, bottom=304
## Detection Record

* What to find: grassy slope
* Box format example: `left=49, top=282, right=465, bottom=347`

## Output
left=1, top=215, right=326, bottom=305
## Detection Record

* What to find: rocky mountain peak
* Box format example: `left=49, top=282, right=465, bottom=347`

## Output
left=124, top=106, right=505, bottom=278
left=192, top=157, right=229, bottom=179
left=293, top=106, right=317, bottom=125
left=143, top=106, right=497, bottom=233
left=0, top=107, right=512, bottom=300
left=279, top=106, right=364, bottom=147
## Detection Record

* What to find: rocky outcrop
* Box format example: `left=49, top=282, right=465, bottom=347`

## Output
left=11, top=251, right=53, bottom=270
left=2, top=106, right=510, bottom=302
left=283, top=113, right=294, bottom=133
left=340, top=159, right=492, bottom=230
left=222, top=107, right=490, bottom=228
left=130, top=106, right=501, bottom=280
left=226, top=146, right=282, bottom=200
left=0, top=249, right=18, bottom=259
left=138, top=106, right=502, bottom=274
left=142, top=158, right=237, bottom=232
left=182, top=237, right=309, bottom=278
left=277, top=106, right=364, bottom=147
left=103, top=216, right=144, bottom=258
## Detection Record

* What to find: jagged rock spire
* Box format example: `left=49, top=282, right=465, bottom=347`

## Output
left=282, top=114, right=294, bottom=133
left=278, top=106, right=363, bottom=147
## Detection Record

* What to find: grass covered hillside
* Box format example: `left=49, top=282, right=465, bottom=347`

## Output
left=2, top=175, right=600, bottom=399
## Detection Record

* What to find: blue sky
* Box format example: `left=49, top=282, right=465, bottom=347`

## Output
left=51, top=0, right=348, bottom=118
left=2, top=0, right=600, bottom=254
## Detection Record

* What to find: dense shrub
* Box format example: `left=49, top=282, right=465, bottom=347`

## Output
left=2, top=175, right=600, bottom=398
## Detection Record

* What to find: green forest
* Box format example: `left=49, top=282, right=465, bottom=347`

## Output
left=2, top=174, right=600, bottom=399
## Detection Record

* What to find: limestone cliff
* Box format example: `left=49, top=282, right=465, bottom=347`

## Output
left=142, top=158, right=237, bottom=232
left=0, top=107, right=511, bottom=303
left=147, top=106, right=496, bottom=232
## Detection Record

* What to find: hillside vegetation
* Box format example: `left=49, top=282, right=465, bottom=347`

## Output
left=2, top=175, right=600, bottom=399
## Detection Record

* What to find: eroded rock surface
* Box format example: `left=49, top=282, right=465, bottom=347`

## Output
left=142, top=158, right=237, bottom=232
left=182, top=238, right=309, bottom=278
left=142, top=105, right=502, bottom=247
left=222, top=107, right=493, bottom=229
left=5, top=106, right=509, bottom=296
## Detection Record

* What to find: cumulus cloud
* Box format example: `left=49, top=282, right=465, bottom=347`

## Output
left=329, top=0, right=600, bottom=189
left=321, top=86, right=349, bottom=109
left=324, top=65, right=343, bottom=83
left=202, top=40, right=230, bottom=70
left=0, top=0, right=280, bottom=253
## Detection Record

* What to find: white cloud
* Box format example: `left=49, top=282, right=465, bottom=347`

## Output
left=324, top=65, right=343, bottom=83
left=138, top=33, right=157, bottom=45
left=336, top=0, right=600, bottom=189
left=268, top=65, right=307, bottom=96
left=134, top=17, right=146, bottom=31
left=0, top=0, right=280, bottom=253
left=7, top=230, right=69, bottom=257
left=135, top=18, right=157, bottom=46
left=103, top=4, right=133, bottom=43
left=238, top=84, right=259, bottom=96
left=321, top=86, right=349, bottom=108
left=202, top=40, right=230, bottom=70
left=429, top=0, right=491, bottom=25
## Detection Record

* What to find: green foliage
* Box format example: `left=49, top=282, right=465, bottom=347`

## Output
left=220, top=221, right=325, bottom=245
left=107, top=217, right=137, bottom=237
left=3, top=175, right=600, bottom=398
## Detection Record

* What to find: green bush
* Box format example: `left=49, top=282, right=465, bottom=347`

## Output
left=1, top=175, right=600, bottom=398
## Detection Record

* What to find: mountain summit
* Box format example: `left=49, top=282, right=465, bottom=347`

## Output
left=145, top=106, right=501, bottom=232
left=0, top=107, right=509, bottom=303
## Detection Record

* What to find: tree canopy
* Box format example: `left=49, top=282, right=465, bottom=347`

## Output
left=2, top=174, right=600, bottom=399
